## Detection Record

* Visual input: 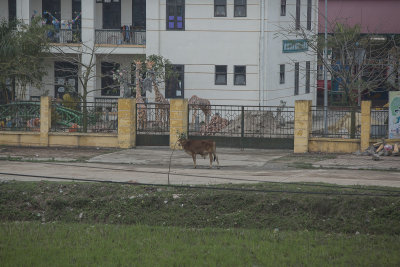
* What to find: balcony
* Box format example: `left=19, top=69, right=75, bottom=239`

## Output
left=48, top=29, right=81, bottom=44
left=95, top=29, right=146, bottom=46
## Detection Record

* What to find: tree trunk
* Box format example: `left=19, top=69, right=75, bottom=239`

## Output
left=82, top=92, right=88, bottom=133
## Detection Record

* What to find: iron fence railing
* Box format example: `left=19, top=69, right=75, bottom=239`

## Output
left=311, top=106, right=361, bottom=138
left=371, top=107, right=388, bottom=139
left=136, top=103, right=170, bottom=135
left=0, top=101, right=41, bottom=131
left=48, top=29, right=81, bottom=44
left=50, top=101, right=118, bottom=133
left=95, top=97, right=119, bottom=106
left=95, top=29, right=146, bottom=45
left=188, top=104, right=295, bottom=138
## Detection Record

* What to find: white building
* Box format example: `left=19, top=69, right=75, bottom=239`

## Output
left=1, top=0, right=318, bottom=106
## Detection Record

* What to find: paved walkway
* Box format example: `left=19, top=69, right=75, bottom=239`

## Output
left=1, top=147, right=400, bottom=187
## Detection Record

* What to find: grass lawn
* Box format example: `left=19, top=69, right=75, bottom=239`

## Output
left=1, top=180, right=400, bottom=266
left=1, top=222, right=399, bottom=266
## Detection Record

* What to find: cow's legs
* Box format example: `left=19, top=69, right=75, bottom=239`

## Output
left=214, top=153, right=220, bottom=169
left=209, top=153, right=213, bottom=168
left=192, top=153, right=197, bottom=168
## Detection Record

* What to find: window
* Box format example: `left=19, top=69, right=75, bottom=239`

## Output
left=307, top=0, right=312, bottom=30
left=8, top=0, right=16, bottom=21
left=234, top=65, right=246, bottom=85
left=294, top=62, right=299, bottom=95
left=166, top=0, right=185, bottom=30
left=296, top=0, right=300, bottom=30
left=42, top=0, right=61, bottom=21
left=234, top=0, right=246, bottom=17
left=306, top=61, right=310, bottom=94
left=101, top=62, right=120, bottom=96
left=215, top=0, right=227, bottom=17
left=103, top=1, right=121, bottom=29
left=54, top=62, right=78, bottom=99
left=72, top=0, right=81, bottom=30
left=132, top=0, right=146, bottom=29
left=215, top=65, right=227, bottom=85
left=166, top=65, right=184, bottom=98
left=280, top=0, right=286, bottom=16
left=280, top=64, right=285, bottom=84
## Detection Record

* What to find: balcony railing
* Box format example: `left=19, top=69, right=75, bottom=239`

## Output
left=95, top=29, right=146, bottom=46
left=48, top=29, right=81, bottom=44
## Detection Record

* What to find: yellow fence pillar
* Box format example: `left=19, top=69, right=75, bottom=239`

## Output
left=118, top=98, right=136, bottom=149
left=40, top=96, right=51, bottom=146
left=170, top=99, right=188, bottom=149
left=294, top=100, right=312, bottom=153
left=361, top=100, right=372, bottom=152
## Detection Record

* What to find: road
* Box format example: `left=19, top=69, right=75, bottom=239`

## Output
left=1, top=147, right=400, bottom=187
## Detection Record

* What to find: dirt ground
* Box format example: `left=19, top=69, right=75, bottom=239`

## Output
left=0, top=146, right=119, bottom=161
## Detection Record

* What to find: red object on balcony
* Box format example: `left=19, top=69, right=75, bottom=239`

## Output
left=317, top=80, right=331, bottom=92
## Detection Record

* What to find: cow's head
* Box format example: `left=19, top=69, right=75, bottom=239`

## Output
left=177, top=131, right=187, bottom=145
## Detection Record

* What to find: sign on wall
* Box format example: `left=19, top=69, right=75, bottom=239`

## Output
left=282, top=39, right=308, bottom=53
left=388, top=91, right=400, bottom=139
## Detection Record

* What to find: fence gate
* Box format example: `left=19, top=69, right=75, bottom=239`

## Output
left=136, top=102, right=170, bottom=146
left=188, top=104, right=295, bottom=149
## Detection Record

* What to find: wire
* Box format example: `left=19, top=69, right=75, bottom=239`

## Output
left=1, top=172, right=399, bottom=198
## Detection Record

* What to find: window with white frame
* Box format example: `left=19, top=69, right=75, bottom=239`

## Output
left=307, top=0, right=312, bottom=30
left=166, top=0, right=185, bottom=30
left=306, top=61, right=311, bottom=93
left=215, top=0, right=227, bottom=17
left=166, top=64, right=184, bottom=98
left=296, top=0, right=301, bottom=30
left=234, top=65, right=246, bottom=85
left=294, top=62, right=299, bottom=95
left=215, top=65, right=227, bottom=85
left=234, top=0, right=247, bottom=17
left=280, top=64, right=285, bottom=84
left=281, top=0, right=286, bottom=16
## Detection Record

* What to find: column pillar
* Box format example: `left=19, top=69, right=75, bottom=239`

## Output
left=118, top=98, right=136, bottom=149
left=81, top=0, right=96, bottom=103
left=40, top=96, right=51, bottom=147
left=361, top=100, right=372, bottom=151
left=16, top=0, right=30, bottom=25
left=170, top=99, right=188, bottom=149
left=294, top=100, right=312, bottom=153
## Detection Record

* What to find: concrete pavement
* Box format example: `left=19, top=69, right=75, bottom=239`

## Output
left=1, top=147, right=400, bottom=187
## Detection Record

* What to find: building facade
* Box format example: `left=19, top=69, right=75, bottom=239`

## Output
left=1, top=0, right=318, bottom=107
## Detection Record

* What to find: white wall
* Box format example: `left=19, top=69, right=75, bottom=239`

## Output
left=9, top=0, right=319, bottom=107
left=264, top=0, right=318, bottom=106
left=146, top=0, right=318, bottom=106
left=146, top=0, right=262, bottom=105
left=0, top=0, right=9, bottom=20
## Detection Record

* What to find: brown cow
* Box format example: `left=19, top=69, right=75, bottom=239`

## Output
left=178, top=137, right=220, bottom=169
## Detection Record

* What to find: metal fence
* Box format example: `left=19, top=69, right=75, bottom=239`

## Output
left=188, top=104, right=295, bottom=138
left=0, top=101, right=41, bottom=131
left=48, top=29, right=81, bottom=44
left=311, top=106, right=361, bottom=138
left=95, top=29, right=146, bottom=45
left=136, top=103, right=170, bottom=135
left=51, top=101, right=118, bottom=133
left=371, top=107, right=388, bottom=139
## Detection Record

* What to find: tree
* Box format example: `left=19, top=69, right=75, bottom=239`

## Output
left=281, top=21, right=400, bottom=106
left=0, top=17, right=51, bottom=102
